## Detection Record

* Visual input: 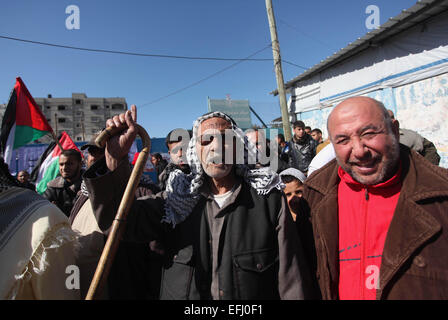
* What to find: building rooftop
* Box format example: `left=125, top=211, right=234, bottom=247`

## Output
left=271, top=0, right=448, bottom=95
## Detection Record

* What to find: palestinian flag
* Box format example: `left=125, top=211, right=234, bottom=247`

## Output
left=31, top=131, right=81, bottom=194
left=0, top=77, right=53, bottom=167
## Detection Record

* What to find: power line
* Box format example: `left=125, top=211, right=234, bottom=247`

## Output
left=139, top=45, right=273, bottom=107
left=0, top=34, right=307, bottom=69
left=0, top=34, right=308, bottom=105
left=282, top=60, right=307, bottom=70
left=278, top=18, right=333, bottom=49
left=0, top=34, right=274, bottom=62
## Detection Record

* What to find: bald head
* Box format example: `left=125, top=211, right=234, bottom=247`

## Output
left=327, top=97, right=392, bottom=137
left=327, top=96, right=400, bottom=185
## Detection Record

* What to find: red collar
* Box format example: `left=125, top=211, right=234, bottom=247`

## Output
left=338, top=162, right=402, bottom=190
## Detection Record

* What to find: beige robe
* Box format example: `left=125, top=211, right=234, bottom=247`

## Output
left=0, top=187, right=80, bottom=300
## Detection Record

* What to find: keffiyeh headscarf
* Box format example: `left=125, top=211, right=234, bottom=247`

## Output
left=163, top=111, right=283, bottom=227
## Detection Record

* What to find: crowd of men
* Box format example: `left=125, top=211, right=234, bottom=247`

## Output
left=1, top=96, right=447, bottom=300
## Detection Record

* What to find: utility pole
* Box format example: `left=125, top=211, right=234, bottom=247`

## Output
left=54, top=113, right=58, bottom=137
left=81, top=121, right=85, bottom=141
left=265, top=0, right=292, bottom=141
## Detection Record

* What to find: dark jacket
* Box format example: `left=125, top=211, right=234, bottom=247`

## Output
left=18, top=181, right=36, bottom=192
left=289, top=134, right=317, bottom=173
left=154, top=159, right=168, bottom=183
left=301, top=145, right=448, bottom=299
left=158, top=162, right=191, bottom=191
left=43, top=174, right=83, bottom=217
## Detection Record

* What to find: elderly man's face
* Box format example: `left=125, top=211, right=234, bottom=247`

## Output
left=328, top=97, right=400, bottom=185
left=196, top=117, right=233, bottom=179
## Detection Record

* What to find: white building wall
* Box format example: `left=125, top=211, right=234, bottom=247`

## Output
left=295, top=73, right=448, bottom=168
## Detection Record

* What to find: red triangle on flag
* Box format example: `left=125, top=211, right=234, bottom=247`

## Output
left=53, top=131, right=84, bottom=158
left=14, top=77, right=53, bottom=133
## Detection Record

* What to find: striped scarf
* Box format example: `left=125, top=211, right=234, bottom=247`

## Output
left=163, top=111, right=283, bottom=227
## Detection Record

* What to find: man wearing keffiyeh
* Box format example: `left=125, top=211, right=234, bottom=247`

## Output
left=83, top=105, right=316, bottom=300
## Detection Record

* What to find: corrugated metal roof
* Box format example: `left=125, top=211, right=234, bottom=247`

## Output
left=271, top=0, right=448, bottom=95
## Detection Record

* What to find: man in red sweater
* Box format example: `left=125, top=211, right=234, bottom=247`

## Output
left=301, top=96, right=448, bottom=299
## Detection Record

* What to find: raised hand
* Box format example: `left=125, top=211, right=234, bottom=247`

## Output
left=104, top=104, right=138, bottom=171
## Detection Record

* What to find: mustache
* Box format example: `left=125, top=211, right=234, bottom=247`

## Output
left=205, top=153, right=235, bottom=165
left=206, top=154, right=224, bottom=164
left=349, top=154, right=381, bottom=166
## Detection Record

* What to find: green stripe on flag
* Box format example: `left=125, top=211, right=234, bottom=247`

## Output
left=13, top=125, right=50, bottom=149
left=36, top=157, right=60, bottom=194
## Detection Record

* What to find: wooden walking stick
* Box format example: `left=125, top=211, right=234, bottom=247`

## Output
left=85, top=123, right=151, bottom=300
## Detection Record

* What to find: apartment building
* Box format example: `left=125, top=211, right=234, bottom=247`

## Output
left=33, top=93, right=128, bottom=143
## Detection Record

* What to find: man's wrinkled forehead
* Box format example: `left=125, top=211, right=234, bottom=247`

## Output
left=197, top=117, right=232, bottom=134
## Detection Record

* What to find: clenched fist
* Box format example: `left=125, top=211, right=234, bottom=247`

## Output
left=104, top=104, right=138, bottom=171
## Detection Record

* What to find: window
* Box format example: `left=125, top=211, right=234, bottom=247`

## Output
left=91, top=105, right=99, bottom=110
left=76, top=123, right=81, bottom=128
left=58, top=118, right=66, bottom=123
left=76, top=137, right=82, bottom=141
left=105, top=105, right=110, bottom=109
left=112, top=104, right=124, bottom=110
left=57, top=105, right=66, bottom=111
left=75, top=99, right=82, bottom=105
left=46, top=106, right=51, bottom=109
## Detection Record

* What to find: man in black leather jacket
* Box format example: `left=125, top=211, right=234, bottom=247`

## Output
left=288, top=120, right=317, bottom=175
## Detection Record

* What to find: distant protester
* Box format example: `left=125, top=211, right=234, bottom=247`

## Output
left=150, top=152, right=168, bottom=184
left=288, top=120, right=317, bottom=175
left=158, top=128, right=191, bottom=191
left=16, top=170, right=36, bottom=191
left=43, top=148, right=83, bottom=217
left=279, top=168, right=306, bottom=222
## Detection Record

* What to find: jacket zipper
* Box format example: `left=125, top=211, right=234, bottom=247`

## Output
left=361, top=186, right=369, bottom=299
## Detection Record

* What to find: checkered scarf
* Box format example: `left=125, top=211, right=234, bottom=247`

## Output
left=163, top=111, right=282, bottom=227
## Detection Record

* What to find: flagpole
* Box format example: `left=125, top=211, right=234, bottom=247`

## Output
left=50, top=131, right=64, bottom=152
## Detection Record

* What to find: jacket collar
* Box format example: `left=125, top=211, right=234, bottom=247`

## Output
left=377, top=146, right=447, bottom=298
left=306, top=144, right=448, bottom=200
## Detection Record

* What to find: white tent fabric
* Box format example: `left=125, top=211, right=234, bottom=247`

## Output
left=290, top=11, right=448, bottom=113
